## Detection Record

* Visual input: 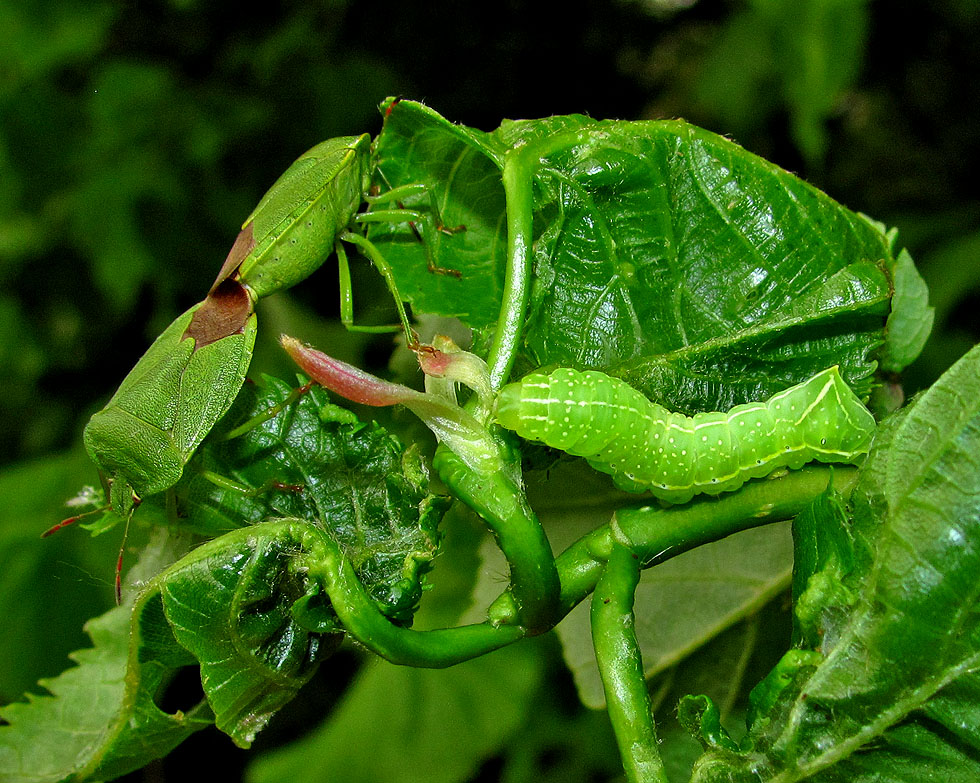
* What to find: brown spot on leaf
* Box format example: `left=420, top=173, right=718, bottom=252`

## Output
left=183, top=279, right=254, bottom=349
left=208, top=222, right=256, bottom=295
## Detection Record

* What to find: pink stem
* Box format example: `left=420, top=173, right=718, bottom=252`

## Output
left=281, top=336, right=421, bottom=407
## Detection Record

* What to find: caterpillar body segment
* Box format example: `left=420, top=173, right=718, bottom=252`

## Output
left=495, top=366, right=876, bottom=503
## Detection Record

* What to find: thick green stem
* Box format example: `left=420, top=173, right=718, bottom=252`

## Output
left=309, top=529, right=525, bottom=668
left=435, top=445, right=560, bottom=633
left=486, top=127, right=624, bottom=390
left=489, top=465, right=858, bottom=626
left=592, top=541, right=670, bottom=783
left=486, top=150, right=535, bottom=391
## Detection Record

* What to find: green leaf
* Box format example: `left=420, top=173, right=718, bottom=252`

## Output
left=136, top=378, right=449, bottom=747
left=156, top=520, right=340, bottom=748
left=881, top=248, right=934, bottom=372
left=174, top=375, right=447, bottom=625
left=686, top=343, right=980, bottom=781
left=246, top=641, right=544, bottom=783
left=374, top=101, right=891, bottom=414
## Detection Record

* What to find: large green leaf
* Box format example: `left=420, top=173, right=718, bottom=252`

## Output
left=683, top=343, right=980, bottom=781
left=372, top=100, right=894, bottom=414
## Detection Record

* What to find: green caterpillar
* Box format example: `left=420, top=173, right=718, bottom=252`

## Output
left=495, top=366, right=876, bottom=503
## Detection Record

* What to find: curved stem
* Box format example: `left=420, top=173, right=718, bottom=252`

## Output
left=435, top=445, right=561, bottom=634
left=488, top=465, right=858, bottom=625
left=486, top=150, right=535, bottom=391
left=592, top=541, right=670, bottom=783
left=309, top=529, right=525, bottom=668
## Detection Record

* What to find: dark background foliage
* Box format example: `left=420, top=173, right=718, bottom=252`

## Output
left=1, top=0, right=978, bottom=780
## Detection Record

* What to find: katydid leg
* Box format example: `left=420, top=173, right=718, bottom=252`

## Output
left=336, top=232, right=417, bottom=341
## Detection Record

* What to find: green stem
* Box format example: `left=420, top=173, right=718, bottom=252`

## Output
left=592, top=540, right=670, bottom=783
left=435, top=445, right=561, bottom=634
left=486, top=125, right=634, bottom=390
left=487, top=150, right=535, bottom=391
left=488, top=465, right=858, bottom=625
left=309, top=528, right=525, bottom=668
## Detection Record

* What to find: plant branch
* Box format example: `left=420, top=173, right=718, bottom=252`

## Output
left=488, top=465, right=859, bottom=626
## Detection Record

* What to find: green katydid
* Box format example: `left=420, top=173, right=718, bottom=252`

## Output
left=53, top=132, right=464, bottom=600
left=211, top=133, right=461, bottom=336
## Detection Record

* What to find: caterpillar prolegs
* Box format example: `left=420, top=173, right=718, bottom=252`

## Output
left=495, top=367, right=876, bottom=503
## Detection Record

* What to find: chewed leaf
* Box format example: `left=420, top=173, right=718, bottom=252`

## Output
left=157, top=520, right=340, bottom=747
left=175, top=374, right=446, bottom=627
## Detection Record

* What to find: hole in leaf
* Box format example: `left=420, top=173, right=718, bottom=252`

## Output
left=154, top=665, right=205, bottom=715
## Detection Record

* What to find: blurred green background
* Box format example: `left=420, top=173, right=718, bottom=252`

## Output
left=1, top=0, right=978, bottom=780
